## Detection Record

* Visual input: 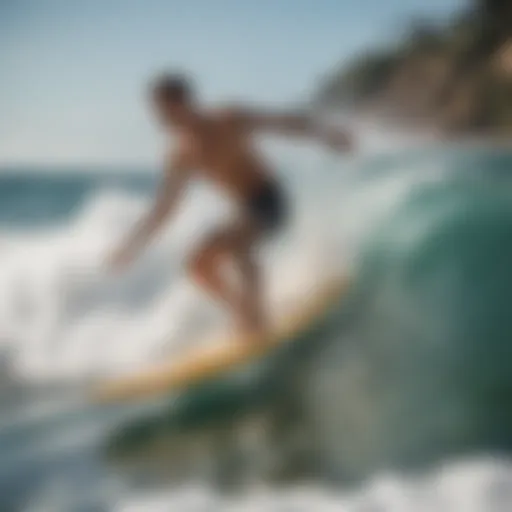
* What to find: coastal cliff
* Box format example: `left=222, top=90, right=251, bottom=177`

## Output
left=317, top=1, right=512, bottom=136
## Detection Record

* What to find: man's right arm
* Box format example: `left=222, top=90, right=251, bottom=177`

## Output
left=107, top=150, right=191, bottom=270
left=229, top=107, right=354, bottom=153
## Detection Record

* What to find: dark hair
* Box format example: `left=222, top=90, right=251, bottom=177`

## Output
left=151, top=73, right=193, bottom=103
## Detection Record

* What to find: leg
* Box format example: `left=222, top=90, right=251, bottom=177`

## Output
left=237, top=247, right=266, bottom=333
left=187, top=230, right=241, bottom=312
left=187, top=220, right=265, bottom=335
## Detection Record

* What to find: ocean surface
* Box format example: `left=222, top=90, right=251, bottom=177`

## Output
left=1, top=138, right=512, bottom=511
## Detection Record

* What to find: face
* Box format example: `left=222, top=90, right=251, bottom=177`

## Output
left=151, top=94, right=188, bottom=128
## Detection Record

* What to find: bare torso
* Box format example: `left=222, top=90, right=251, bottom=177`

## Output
left=176, top=110, right=272, bottom=201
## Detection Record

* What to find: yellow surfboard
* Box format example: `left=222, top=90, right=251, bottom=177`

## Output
left=92, top=276, right=349, bottom=404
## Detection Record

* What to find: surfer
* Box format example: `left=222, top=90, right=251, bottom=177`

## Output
left=107, top=73, right=354, bottom=336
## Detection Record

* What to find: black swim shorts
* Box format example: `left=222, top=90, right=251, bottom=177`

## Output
left=245, top=179, right=287, bottom=234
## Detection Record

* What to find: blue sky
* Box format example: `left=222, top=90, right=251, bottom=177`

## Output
left=1, top=0, right=465, bottom=166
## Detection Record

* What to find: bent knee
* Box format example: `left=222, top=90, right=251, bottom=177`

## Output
left=187, top=251, right=206, bottom=282
left=187, top=246, right=221, bottom=282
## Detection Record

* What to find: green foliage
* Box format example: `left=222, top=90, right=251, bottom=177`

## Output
left=318, top=50, right=399, bottom=105
left=404, top=18, right=446, bottom=54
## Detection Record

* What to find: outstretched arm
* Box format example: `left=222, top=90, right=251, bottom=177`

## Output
left=107, top=151, right=190, bottom=270
left=234, top=108, right=355, bottom=152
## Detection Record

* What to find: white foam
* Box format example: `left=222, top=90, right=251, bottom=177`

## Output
left=107, top=458, right=512, bottom=512
left=0, top=161, right=358, bottom=382
left=0, top=138, right=439, bottom=383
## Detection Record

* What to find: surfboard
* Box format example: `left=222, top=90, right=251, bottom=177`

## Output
left=92, top=276, right=349, bottom=404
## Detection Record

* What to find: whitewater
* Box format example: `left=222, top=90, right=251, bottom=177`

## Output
left=1, top=132, right=512, bottom=511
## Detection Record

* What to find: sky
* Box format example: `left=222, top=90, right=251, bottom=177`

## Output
left=1, top=0, right=466, bottom=166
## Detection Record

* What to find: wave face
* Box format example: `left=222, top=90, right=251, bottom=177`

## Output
left=0, top=144, right=512, bottom=510
left=305, top=149, right=512, bottom=481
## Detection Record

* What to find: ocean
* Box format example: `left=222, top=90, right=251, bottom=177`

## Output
left=1, top=138, right=512, bottom=511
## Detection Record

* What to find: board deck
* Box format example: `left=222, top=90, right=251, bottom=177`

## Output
left=92, top=277, right=349, bottom=403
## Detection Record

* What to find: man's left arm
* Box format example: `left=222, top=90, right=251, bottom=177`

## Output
left=107, top=151, right=190, bottom=271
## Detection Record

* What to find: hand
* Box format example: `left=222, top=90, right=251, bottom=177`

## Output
left=323, top=128, right=355, bottom=154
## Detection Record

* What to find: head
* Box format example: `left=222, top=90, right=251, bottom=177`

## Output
left=150, top=73, right=195, bottom=127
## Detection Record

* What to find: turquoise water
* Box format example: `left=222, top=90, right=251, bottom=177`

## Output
left=1, top=144, right=512, bottom=510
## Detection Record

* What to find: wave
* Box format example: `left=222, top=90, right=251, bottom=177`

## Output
left=104, top=145, right=512, bottom=486
left=306, top=167, right=512, bottom=480
left=2, top=144, right=512, bottom=510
